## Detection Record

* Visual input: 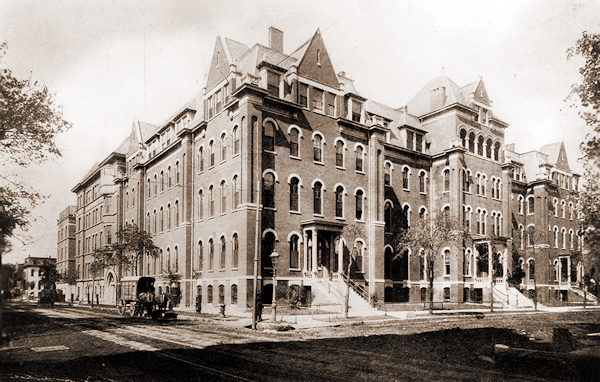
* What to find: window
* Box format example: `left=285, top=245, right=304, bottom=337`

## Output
left=198, top=190, right=204, bottom=220
left=528, top=260, right=535, bottom=280
left=356, top=146, right=364, bottom=172
left=233, top=126, right=240, bottom=156
left=197, top=241, right=203, bottom=271
left=468, top=132, right=475, bottom=153
left=527, top=196, right=534, bottom=214
left=263, top=121, right=275, bottom=152
left=355, top=190, right=364, bottom=220
left=313, top=134, right=323, bottom=162
left=175, top=200, right=179, bottom=226
left=326, top=92, right=335, bottom=116
left=477, top=136, right=484, bottom=156
left=290, top=128, right=299, bottom=157
left=161, top=171, right=165, bottom=191
left=299, top=83, right=308, bottom=108
left=209, top=239, right=214, bottom=270
left=167, top=204, right=171, bottom=230
left=443, top=169, right=450, bottom=192
left=464, top=249, right=472, bottom=276
left=232, top=234, right=238, bottom=268
left=207, top=285, right=213, bottom=303
left=160, top=207, right=164, bottom=232
left=267, top=72, right=280, bottom=97
left=518, top=195, right=524, bottom=214
left=312, top=87, right=324, bottom=112
left=231, top=285, right=238, bottom=304
left=419, top=171, right=426, bottom=193
left=402, top=167, right=410, bottom=190
left=385, top=201, right=393, bottom=233
left=554, top=227, right=559, bottom=248
left=553, top=199, right=558, bottom=217
left=355, top=240, right=364, bottom=272
left=290, top=234, right=299, bottom=269
left=209, top=186, right=214, bottom=217
left=460, top=129, right=467, bottom=147
left=313, top=181, right=322, bottom=215
left=153, top=210, right=157, bottom=234
left=233, top=175, right=239, bottom=209
left=220, top=181, right=227, bottom=214
left=494, top=142, right=500, bottom=161
left=209, top=141, right=215, bottom=167
left=444, top=287, right=450, bottom=301
left=407, top=131, right=414, bottom=150
left=168, top=166, right=172, bottom=188
left=335, top=140, right=344, bottom=168
left=384, top=162, right=391, bottom=185
left=486, top=138, right=492, bottom=158
left=481, top=175, right=486, bottom=196
left=263, top=173, right=275, bottom=208
left=335, top=185, right=344, bottom=218
left=351, top=100, right=362, bottom=122
left=220, top=133, right=227, bottom=161
left=463, top=206, right=471, bottom=231
left=289, top=177, right=299, bottom=212
left=220, top=236, right=226, bottom=269
left=561, top=200, right=566, bottom=219
left=199, top=147, right=204, bottom=172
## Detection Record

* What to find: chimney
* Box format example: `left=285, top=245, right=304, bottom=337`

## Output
left=269, top=27, right=283, bottom=53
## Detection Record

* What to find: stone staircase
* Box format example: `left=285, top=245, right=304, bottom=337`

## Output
left=309, top=273, right=376, bottom=315
left=570, top=286, right=598, bottom=303
left=493, top=285, right=539, bottom=308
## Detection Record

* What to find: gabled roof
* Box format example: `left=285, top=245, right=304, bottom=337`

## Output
left=224, top=37, right=249, bottom=62
left=540, top=141, right=570, bottom=172
left=405, top=75, right=469, bottom=117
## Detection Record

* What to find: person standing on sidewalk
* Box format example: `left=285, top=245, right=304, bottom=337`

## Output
left=255, top=293, right=263, bottom=322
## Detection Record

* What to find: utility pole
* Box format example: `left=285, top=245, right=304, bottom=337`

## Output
left=252, top=119, right=261, bottom=330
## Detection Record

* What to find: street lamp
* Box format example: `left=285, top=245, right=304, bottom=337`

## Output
left=270, top=250, right=279, bottom=322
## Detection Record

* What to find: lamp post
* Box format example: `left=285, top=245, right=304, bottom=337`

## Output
left=270, top=251, right=279, bottom=322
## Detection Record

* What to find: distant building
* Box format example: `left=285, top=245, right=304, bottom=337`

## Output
left=62, top=26, right=590, bottom=312
left=23, top=256, right=56, bottom=299
left=56, top=205, right=77, bottom=301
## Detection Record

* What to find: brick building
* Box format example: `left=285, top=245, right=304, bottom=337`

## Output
left=65, top=27, right=589, bottom=312
left=56, top=205, right=77, bottom=300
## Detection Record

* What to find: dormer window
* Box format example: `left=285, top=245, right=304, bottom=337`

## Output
left=267, top=72, right=280, bottom=97
left=312, top=88, right=324, bottom=112
left=299, top=83, right=308, bottom=108
left=351, top=100, right=362, bottom=123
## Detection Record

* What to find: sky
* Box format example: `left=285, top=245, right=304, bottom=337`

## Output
left=1, top=0, right=598, bottom=264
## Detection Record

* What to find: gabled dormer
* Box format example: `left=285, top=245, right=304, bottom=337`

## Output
left=296, top=29, right=339, bottom=90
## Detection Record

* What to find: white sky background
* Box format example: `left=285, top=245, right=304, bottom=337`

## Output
left=1, top=0, right=598, bottom=264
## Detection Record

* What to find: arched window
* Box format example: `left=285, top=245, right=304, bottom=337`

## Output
left=518, top=195, right=524, bottom=214
left=384, top=247, right=392, bottom=280
left=209, top=238, right=214, bottom=270
left=486, top=138, right=492, bottom=158
left=385, top=201, right=393, bottom=233
left=290, top=234, right=299, bottom=269
left=355, top=190, right=364, bottom=220
left=263, top=172, right=275, bottom=208
left=553, top=199, right=558, bottom=217
left=153, top=210, right=157, bottom=234
left=335, top=185, right=344, bottom=218
left=209, top=140, right=215, bottom=167
left=209, top=186, right=214, bottom=217
left=384, top=162, right=392, bottom=185
left=528, top=259, right=535, bottom=280
left=175, top=161, right=180, bottom=184
left=167, top=204, right=171, bottom=230
left=166, top=247, right=171, bottom=272
left=569, top=202, right=574, bottom=220
left=444, top=249, right=451, bottom=275
left=199, top=147, right=204, bottom=172
left=561, top=200, right=566, bottom=219
left=355, top=240, right=365, bottom=273
left=313, top=134, right=323, bottom=162
left=477, top=136, right=484, bottom=156
left=220, top=236, right=226, bottom=269
left=289, top=128, right=299, bottom=157
left=419, top=171, right=426, bottom=193
left=198, top=190, right=204, bottom=220
left=460, top=129, right=467, bottom=147
left=232, top=233, right=239, bottom=268
left=175, top=200, right=179, bottom=226
left=231, top=284, right=238, bottom=304
left=520, top=226, right=524, bottom=249
left=464, top=249, right=472, bottom=276
left=168, top=166, right=172, bottom=188
left=494, top=142, right=500, bottom=161
left=154, top=174, right=158, bottom=195
left=481, top=175, right=486, bottom=196
left=289, top=177, right=299, bottom=212
left=463, top=206, right=471, bottom=231
left=263, top=121, right=275, bottom=152
left=197, top=241, right=203, bottom=271
left=402, top=167, right=410, bottom=190
left=221, top=132, right=227, bottom=161
left=160, top=207, right=164, bottom=232
left=233, top=175, right=239, bottom=209
left=468, top=132, right=475, bottom=153
left=313, top=181, right=323, bottom=215
left=419, top=249, right=426, bottom=280
left=233, top=126, right=240, bottom=156
left=562, top=228, right=567, bottom=249
left=220, top=180, right=227, bottom=214
left=207, top=285, right=213, bottom=304
left=147, top=178, right=151, bottom=198
left=174, top=246, right=179, bottom=273
left=527, top=196, right=535, bottom=214
left=356, top=145, right=364, bottom=172
left=443, top=169, right=450, bottom=192
left=335, top=140, right=344, bottom=167
left=262, top=231, right=276, bottom=269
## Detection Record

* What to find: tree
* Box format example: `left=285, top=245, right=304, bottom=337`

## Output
left=93, top=223, right=157, bottom=304
left=341, top=223, right=365, bottom=318
left=395, top=213, right=465, bottom=314
left=60, top=267, right=78, bottom=286
left=38, top=262, right=59, bottom=291
left=567, top=32, right=600, bottom=285
left=0, top=41, right=73, bottom=242
left=574, top=194, right=600, bottom=305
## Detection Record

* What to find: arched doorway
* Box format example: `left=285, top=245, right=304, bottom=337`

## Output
left=106, top=272, right=116, bottom=305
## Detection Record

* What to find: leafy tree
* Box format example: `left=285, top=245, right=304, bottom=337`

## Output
left=93, top=223, right=157, bottom=303
left=341, top=223, right=365, bottom=318
left=395, top=213, right=465, bottom=314
left=60, top=267, right=78, bottom=286
left=567, top=32, right=600, bottom=294
left=0, top=41, right=72, bottom=247
left=38, top=262, right=59, bottom=291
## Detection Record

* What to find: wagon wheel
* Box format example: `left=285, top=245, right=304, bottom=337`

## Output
left=117, top=299, right=126, bottom=315
left=129, top=301, right=137, bottom=316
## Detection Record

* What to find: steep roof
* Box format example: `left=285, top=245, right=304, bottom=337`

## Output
left=405, top=76, right=468, bottom=117
left=540, top=141, right=570, bottom=172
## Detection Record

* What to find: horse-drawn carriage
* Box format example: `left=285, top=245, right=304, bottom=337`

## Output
left=117, top=277, right=177, bottom=320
